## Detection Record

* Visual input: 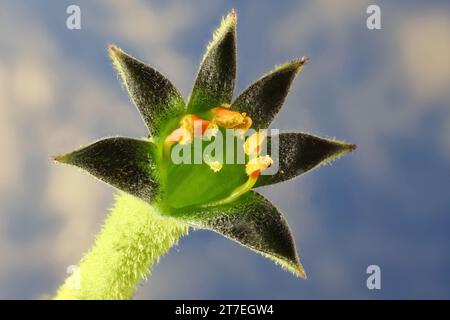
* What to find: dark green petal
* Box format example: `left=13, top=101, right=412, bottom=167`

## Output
left=187, top=10, right=237, bottom=114
left=109, top=45, right=185, bottom=136
left=256, top=133, right=356, bottom=187
left=53, top=137, right=159, bottom=203
left=232, top=58, right=307, bottom=129
left=172, top=191, right=306, bottom=278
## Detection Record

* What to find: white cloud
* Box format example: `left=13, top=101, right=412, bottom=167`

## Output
left=93, top=0, right=195, bottom=47
left=44, top=166, right=111, bottom=264
left=0, top=0, right=217, bottom=298
left=396, top=12, right=450, bottom=102
left=0, top=63, right=23, bottom=194
left=271, top=0, right=369, bottom=50
left=89, top=0, right=219, bottom=97
left=271, top=3, right=450, bottom=182
left=11, top=58, right=55, bottom=110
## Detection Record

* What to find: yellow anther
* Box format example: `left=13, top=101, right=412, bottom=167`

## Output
left=203, top=122, right=219, bottom=140
left=235, top=116, right=253, bottom=135
left=244, top=130, right=266, bottom=156
left=203, top=155, right=271, bottom=207
left=212, top=107, right=246, bottom=128
left=208, top=160, right=223, bottom=172
left=245, top=155, right=273, bottom=176
left=180, top=114, right=212, bottom=137
left=204, top=154, right=223, bottom=172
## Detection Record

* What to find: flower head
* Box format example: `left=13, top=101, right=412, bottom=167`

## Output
left=54, top=10, right=355, bottom=279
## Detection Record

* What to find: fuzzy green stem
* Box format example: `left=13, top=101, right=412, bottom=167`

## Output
left=54, top=193, right=189, bottom=300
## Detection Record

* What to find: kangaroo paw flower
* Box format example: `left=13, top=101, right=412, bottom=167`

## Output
left=54, top=9, right=356, bottom=284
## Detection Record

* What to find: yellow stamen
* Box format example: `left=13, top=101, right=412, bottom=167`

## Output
left=245, top=155, right=273, bottom=176
left=203, top=122, right=219, bottom=140
left=206, top=160, right=223, bottom=172
left=212, top=107, right=246, bottom=128
left=163, top=127, right=191, bottom=168
left=180, top=115, right=212, bottom=137
left=204, top=153, right=223, bottom=172
left=244, top=130, right=266, bottom=156
left=163, top=114, right=218, bottom=166
left=203, top=155, right=273, bottom=207
left=203, top=173, right=259, bottom=207
left=235, top=116, right=253, bottom=135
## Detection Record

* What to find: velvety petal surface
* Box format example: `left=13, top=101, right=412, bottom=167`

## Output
left=54, top=137, right=159, bottom=203
left=232, top=58, right=307, bottom=129
left=109, top=45, right=185, bottom=136
left=187, top=10, right=237, bottom=114
left=256, top=133, right=356, bottom=187
left=171, top=191, right=306, bottom=278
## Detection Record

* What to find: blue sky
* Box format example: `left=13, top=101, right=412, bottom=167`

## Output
left=0, top=0, right=449, bottom=299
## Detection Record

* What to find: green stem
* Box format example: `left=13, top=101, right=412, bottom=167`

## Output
left=54, top=193, right=189, bottom=300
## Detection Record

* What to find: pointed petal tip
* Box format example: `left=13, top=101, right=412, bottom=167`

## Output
left=300, top=56, right=310, bottom=65
left=294, top=262, right=308, bottom=279
left=223, top=8, right=237, bottom=29
left=279, top=257, right=307, bottom=279
left=328, top=140, right=357, bottom=162
left=107, top=43, right=117, bottom=52
left=330, top=138, right=356, bottom=153
left=189, top=9, right=237, bottom=112
left=276, top=57, right=309, bottom=73
left=107, top=44, right=123, bottom=59
left=284, top=56, right=309, bottom=70
left=341, top=142, right=357, bottom=153
left=228, top=8, right=237, bottom=20
left=51, top=154, right=69, bottom=164
left=348, top=143, right=357, bottom=151
left=293, top=56, right=310, bottom=67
